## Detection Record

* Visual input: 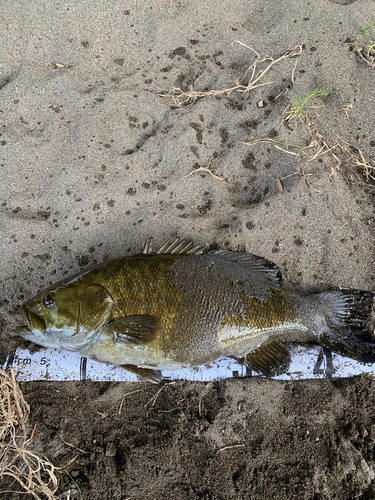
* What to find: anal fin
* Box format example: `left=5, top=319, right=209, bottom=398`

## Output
left=120, top=364, right=162, bottom=383
left=235, top=339, right=291, bottom=377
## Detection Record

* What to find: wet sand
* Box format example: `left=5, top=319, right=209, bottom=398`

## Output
left=1, top=0, right=375, bottom=498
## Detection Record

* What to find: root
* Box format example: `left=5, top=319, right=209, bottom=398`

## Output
left=0, top=368, right=58, bottom=499
left=160, top=43, right=302, bottom=107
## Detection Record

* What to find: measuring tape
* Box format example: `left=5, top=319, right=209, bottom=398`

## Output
left=4, top=345, right=375, bottom=382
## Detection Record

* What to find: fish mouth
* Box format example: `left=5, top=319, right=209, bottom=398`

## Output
left=18, top=305, right=46, bottom=335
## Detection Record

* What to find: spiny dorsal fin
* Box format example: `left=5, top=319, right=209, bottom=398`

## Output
left=141, top=238, right=153, bottom=255
left=141, top=237, right=204, bottom=256
left=212, top=251, right=282, bottom=287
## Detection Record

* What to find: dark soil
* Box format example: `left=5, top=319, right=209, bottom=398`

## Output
left=2, top=376, right=375, bottom=499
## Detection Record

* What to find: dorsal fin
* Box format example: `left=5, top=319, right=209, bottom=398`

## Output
left=212, top=250, right=282, bottom=287
left=141, top=238, right=153, bottom=255
left=141, top=237, right=204, bottom=256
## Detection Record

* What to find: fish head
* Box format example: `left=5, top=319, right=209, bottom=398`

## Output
left=17, top=281, right=113, bottom=352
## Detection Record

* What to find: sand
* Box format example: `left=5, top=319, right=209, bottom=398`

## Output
left=1, top=0, right=375, bottom=498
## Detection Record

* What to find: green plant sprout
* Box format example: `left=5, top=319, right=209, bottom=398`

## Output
left=283, top=88, right=334, bottom=124
left=350, top=20, right=375, bottom=67
left=361, top=19, right=375, bottom=36
left=361, top=20, right=375, bottom=50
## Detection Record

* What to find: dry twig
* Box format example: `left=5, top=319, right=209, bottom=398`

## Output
left=342, top=103, right=353, bottom=119
left=118, top=389, right=142, bottom=415
left=217, top=444, right=245, bottom=453
left=337, top=137, right=375, bottom=183
left=183, top=166, right=225, bottom=180
left=349, top=42, right=375, bottom=69
left=144, top=382, right=176, bottom=408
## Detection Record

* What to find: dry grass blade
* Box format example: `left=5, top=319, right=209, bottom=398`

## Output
left=118, top=389, right=142, bottom=415
left=0, top=368, right=58, bottom=499
left=183, top=166, right=225, bottom=180
left=342, top=103, right=353, bottom=118
left=217, top=444, right=245, bottom=453
left=277, top=178, right=284, bottom=192
left=273, top=145, right=300, bottom=156
left=337, top=137, right=375, bottom=183
left=160, top=43, right=302, bottom=107
left=349, top=42, right=375, bottom=69
left=145, top=381, right=176, bottom=408
left=302, top=117, right=375, bottom=183
left=240, top=138, right=304, bottom=153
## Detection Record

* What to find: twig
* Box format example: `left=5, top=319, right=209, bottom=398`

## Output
left=145, top=382, right=176, bottom=408
left=60, top=455, right=79, bottom=469
left=217, top=444, right=245, bottom=453
left=183, top=166, right=225, bottom=180
left=306, top=143, right=340, bottom=162
left=61, top=440, right=89, bottom=454
left=349, top=42, right=375, bottom=69
left=118, top=389, right=142, bottom=415
left=196, top=397, right=203, bottom=417
left=240, top=138, right=303, bottom=150
left=242, top=108, right=375, bottom=187
left=342, top=103, right=353, bottom=118
left=337, top=137, right=375, bottom=182
left=158, top=408, right=180, bottom=413
left=291, top=57, right=298, bottom=84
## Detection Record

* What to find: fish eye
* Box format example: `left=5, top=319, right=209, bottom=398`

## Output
left=43, top=295, right=55, bottom=307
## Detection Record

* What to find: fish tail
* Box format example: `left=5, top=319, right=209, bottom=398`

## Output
left=313, top=289, right=375, bottom=362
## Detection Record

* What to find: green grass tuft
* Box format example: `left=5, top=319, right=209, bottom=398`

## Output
left=283, top=88, right=334, bottom=124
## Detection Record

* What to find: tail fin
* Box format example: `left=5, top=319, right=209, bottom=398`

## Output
left=314, top=289, right=375, bottom=363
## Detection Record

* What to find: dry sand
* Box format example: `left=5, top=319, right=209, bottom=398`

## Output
left=1, top=0, right=375, bottom=498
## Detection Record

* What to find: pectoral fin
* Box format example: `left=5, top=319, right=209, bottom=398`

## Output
left=107, top=315, right=159, bottom=344
left=235, top=339, right=290, bottom=377
left=120, top=364, right=162, bottom=383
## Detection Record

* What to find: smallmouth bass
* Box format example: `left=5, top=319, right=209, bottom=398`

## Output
left=17, top=238, right=375, bottom=382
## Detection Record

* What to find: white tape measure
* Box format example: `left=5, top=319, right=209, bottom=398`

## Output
left=4, top=345, right=375, bottom=382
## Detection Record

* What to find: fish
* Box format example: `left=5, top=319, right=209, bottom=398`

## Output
left=16, top=238, right=375, bottom=383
